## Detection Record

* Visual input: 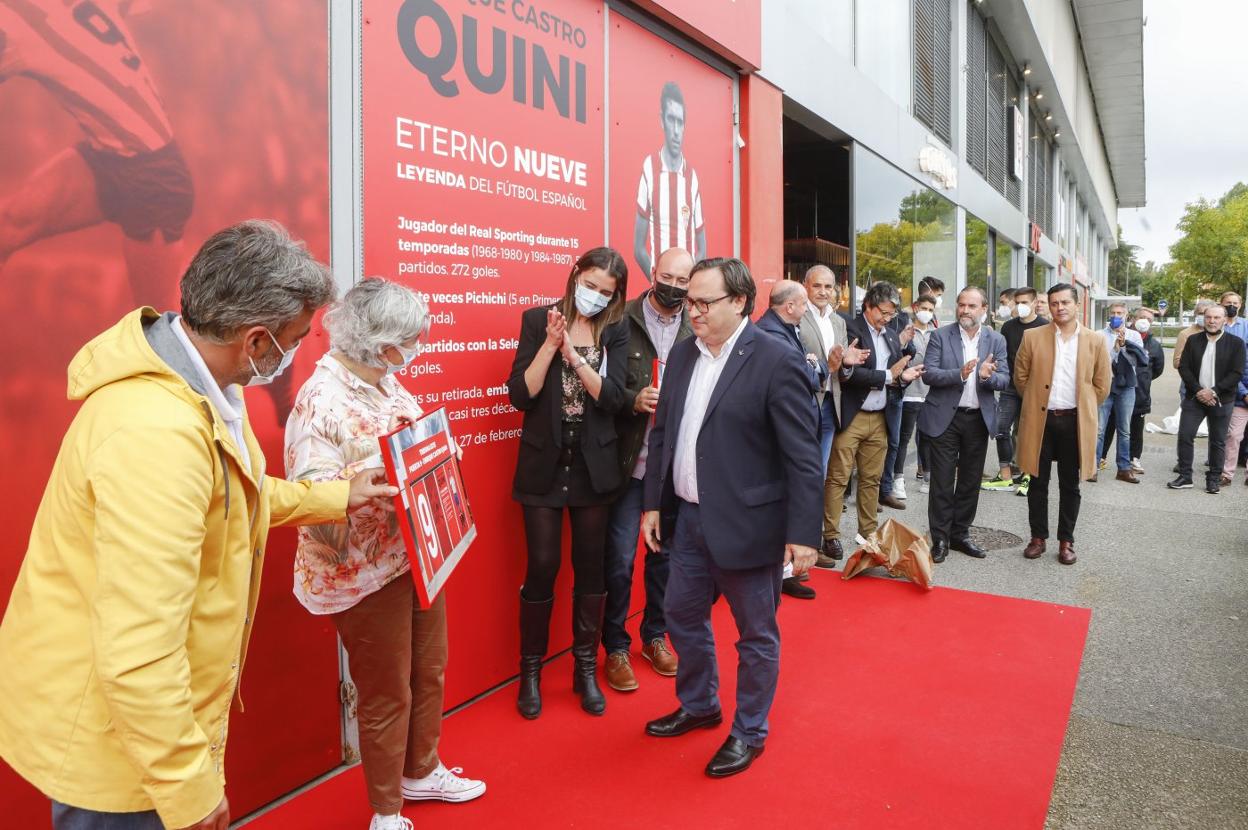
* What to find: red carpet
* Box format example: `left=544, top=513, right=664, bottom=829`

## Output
left=244, top=573, right=1090, bottom=829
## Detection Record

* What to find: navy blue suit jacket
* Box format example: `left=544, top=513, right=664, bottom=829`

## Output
left=839, top=315, right=909, bottom=431
left=642, top=320, right=823, bottom=569
left=917, top=323, right=1011, bottom=438
left=755, top=308, right=825, bottom=395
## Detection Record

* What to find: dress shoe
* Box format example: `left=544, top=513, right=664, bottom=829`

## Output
left=605, top=651, right=638, bottom=691
left=950, top=537, right=987, bottom=559
left=781, top=577, right=816, bottom=599
left=821, top=537, right=844, bottom=562
left=878, top=494, right=906, bottom=510
left=641, top=638, right=678, bottom=676
left=1115, top=470, right=1140, bottom=484
left=646, top=707, right=723, bottom=738
left=705, top=736, right=764, bottom=778
left=1086, top=473, right=1098, bottom=483
left=1220, top=473, right=1233, bottom=486
left=930, top=539, right=948, bottom=564
left=1057, top=541, right=1077, bottom=565
left=1022, top=538, right=1046, bottom=559
left=814, top=552, right=839, bottom=569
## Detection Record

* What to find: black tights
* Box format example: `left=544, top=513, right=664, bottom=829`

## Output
left=520, top=505, right=608, bottom=601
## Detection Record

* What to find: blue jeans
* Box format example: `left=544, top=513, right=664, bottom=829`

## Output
left=1096, top=386, right=1136, bottom=472
left=818, top=395, right=837, bottom=478
left=602, top=476, right=670, bottom=653
left=665, top=500, right=782, bottom=748
left=52, top=802, right=163, bottom=830
left=880, top=395, right=903, bottom=495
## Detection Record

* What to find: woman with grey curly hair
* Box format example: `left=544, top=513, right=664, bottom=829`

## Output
left=284, top=277, right=484, bottom=830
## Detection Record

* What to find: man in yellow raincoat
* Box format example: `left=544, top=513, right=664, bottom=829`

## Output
left=0, top=220, right=397, bottom=830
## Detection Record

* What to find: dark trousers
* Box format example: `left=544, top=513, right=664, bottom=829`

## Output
left=926, top=409, right=989, bottom=544
left=603, top=476, right=670, bottom=653
left=1177, top=397, right=1233, bottom=484
left=895, top=400, right=928, bottom=477
left=1028, top=413, right=1082, bottom=542
left=52, top=803, right=162, bottom=830
left=665, top=500, right=782, bottom=748
left=994, top=390, right=1022, bottom=474
left=1100, top=411, right=1147, bottom=463
left=879, top=396, right=903, bottom=496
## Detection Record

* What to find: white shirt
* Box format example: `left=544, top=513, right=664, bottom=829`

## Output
left=810, top=304, right=839, bottom=392
left=1199, top=332, right=1221, bottom=391
left=860, top=321, right=891, bottom=412
left=958, top=326, right=982, bottom=409
left=1048, top=323, right=1081, bottom=410
left=673, top=316, right=749, bottom=503
left=171, top=315, right=251, bottom=472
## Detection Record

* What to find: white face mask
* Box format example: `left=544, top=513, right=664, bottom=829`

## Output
left=574, top=284, right=611, bottom=317
left=915, top=309, right=934, bottom=325
left=933, top=295, right=944, bottom=308
left=1134, top=318, right=1151, bottom=333
left=1016, top=303, right=1032, bottom=319
left=996, top=304, right=1013, bottom=320
left=978, top=311, right=988, bottom=325
left=383, top=343, right=421, bottom=376
left=246, top=329, right=298, bottom=387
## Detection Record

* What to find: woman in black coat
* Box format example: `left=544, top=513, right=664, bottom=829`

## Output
left=506, top=247, right=629, bottom=719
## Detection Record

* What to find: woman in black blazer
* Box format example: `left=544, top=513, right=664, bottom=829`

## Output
left=506, top=247, right=629, bottom=719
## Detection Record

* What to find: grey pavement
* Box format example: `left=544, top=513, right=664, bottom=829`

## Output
left=834, top=347, right=1248, bottom=829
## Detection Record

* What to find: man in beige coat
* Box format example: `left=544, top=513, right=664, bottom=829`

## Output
left=1014, top=283, right=1111, bottom=565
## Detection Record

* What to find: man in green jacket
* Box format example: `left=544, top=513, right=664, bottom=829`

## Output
left=602, top=247, right=695, bottom=692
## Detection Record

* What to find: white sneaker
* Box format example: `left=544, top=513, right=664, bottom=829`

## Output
left=893, top=479, right=908, bottom=500
left=369, top=814, right=413, bottom=830
left=402, top=762, right=486, bottom=803
left=1131, top=458, right=1144, bottom=473
left=919, top=480, right=930, bottom=494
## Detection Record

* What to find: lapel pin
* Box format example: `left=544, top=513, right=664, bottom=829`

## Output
left=738, top=349, right=745, bottom=356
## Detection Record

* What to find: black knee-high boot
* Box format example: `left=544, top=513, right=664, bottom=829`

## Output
left=571, top=593, right=607, bottom=715
left=517, top=592, right=553, bottom=719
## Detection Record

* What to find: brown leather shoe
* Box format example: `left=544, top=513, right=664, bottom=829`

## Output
left=878, top=494, right=906, bottom=510
left=605, top=651, right=638, bottom=691
left=1115, top=470, right=1140, bottom=484
left=641, top=638, right=678, bottom=677
left=1023, top=538, right=1046, bottom=559
left=1058, top=541, right=1077, bottom=565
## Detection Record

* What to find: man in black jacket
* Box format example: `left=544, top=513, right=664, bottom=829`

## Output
left=602, top=247, right=694, bottom=693
left=641, top=258, right=821, bottom=778
left=1169, top=304, right=1247, bottom=494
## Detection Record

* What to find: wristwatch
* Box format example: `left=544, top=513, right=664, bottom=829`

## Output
left=573, top=357, right=588, bottom=370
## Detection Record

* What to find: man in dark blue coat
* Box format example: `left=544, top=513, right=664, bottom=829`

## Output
left=641, top=258, right=822, bottom=778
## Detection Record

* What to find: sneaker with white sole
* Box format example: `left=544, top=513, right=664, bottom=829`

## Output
left=1131, top=458, right=1145, bottom=474
left=893, top=479, right=908, bottom=500
left=370, top=814, right=413, bottom=830
left=919, top=480, right=930, bottom=494
left=402, top=762, right=486, bottom=803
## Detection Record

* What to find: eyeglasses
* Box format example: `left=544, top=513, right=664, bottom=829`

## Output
left=683, top=294, right=732, bottom=315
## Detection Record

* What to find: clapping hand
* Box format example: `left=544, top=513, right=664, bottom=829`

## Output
left=960, top=357, right=978, bottom=381
left=978, top=354, right=997, bottom=381
left=544, top=308, right=567, bottom=350
left=889, top=354, right=912, bottom=383
left=901, top=363, right=925, bottom=383
left=899, top=322, right=915, bottom=346
left=840, top=338, right=870, bottom=368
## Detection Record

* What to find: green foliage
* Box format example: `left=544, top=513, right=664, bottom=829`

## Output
left=1108, top=225, right=1142, bottom=295
left=1169, top=183, right=1248, bottom=298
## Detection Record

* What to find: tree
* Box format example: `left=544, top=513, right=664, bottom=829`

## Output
left=1108, top=225, right=1142, bottom=295
left=1140, top=262, right=1202, bottom=313
left=1169, top=184, right=1248, bottom=299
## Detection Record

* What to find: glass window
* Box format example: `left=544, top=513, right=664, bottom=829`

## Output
left=853, top=147, right=955, bottom=311
left=995, top=236, right=1014, bottom=289
left=966, top=214, right=989, bottom=291
left=1032, top=259, right=1048, bottom=291
left=857, top=0, right=912, bottom=112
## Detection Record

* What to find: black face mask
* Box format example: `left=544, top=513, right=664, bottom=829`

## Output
left=1225, top=304, right=1240, bottom=319
left=653, top=281, right=688, bottom=309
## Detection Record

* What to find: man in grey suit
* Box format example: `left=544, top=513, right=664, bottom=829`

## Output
left=918, top=287, right=1011, bottom=563
left=801, top=265, right=851, bottom=478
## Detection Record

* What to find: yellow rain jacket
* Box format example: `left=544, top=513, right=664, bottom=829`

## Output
left=0, top=308, right=349, bottom=828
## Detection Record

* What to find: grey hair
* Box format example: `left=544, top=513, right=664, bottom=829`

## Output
left=804, top=264, right=836, bottom=284
left=958, top=286, right=990, bottom=307
left=1193, top=299, right=1213, bottom=313
left=863, top=281, right=901, bottom=310
left=690, top=257, right=756, bottom=317
left=324, top=277, right=429, bottom=366
left=770, top=280, right=805, bottom=307
left=181, top=220, right=334, bottom=342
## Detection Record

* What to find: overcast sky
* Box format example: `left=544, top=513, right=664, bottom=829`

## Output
left=1117, top=0, right=1248, bottom=266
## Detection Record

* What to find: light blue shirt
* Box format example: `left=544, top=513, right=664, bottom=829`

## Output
left=1222, top=317, right=1248, bottom=343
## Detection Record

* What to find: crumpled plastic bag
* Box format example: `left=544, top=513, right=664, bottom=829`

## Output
left=1146, top=408, right=1206, bottom=436
left=842, top=518, right=934, bottom=590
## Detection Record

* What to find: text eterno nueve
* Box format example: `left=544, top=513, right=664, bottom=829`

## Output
left=396, top=118, right=588, bottom=187
left=397, top=0, right=589, bottom=123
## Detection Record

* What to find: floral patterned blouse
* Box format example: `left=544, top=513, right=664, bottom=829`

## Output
left=561, top=345, right=602, bottom=422
left=284, top=353, right=420, bottom=615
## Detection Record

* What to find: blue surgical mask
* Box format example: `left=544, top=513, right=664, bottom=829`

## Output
left=384, top=343, right=421, bottom=376
left=246, top=329, right=298, bottom=387
left=1109, top=315, right=1124, bottom=329
left=574, top=284, right=611, bottom=317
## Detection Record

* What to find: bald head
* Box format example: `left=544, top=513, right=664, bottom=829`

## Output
left=653, top=247, right=694, bottom=284
left=770, top=280, right=809, bottom=324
